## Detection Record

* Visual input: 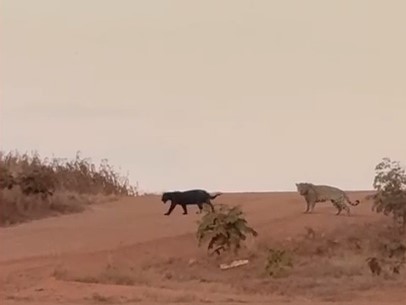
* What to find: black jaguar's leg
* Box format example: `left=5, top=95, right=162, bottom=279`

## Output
left=197, top=203, right=203, bottom=214
left=164, top=202, right=177, bottom=216
left=181, top=204, right=188, bottom=215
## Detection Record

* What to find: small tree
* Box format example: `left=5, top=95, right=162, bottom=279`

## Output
left=196, top=204, right=258, bottom=255
left=372, top=158, right=406, bottom=231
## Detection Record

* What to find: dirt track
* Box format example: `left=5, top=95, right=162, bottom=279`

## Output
left=1, top=192, right=405, bottom=304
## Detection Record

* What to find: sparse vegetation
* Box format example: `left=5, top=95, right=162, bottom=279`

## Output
left=54, top=219, right=406, bottom=302
left=196, top=204, right=258, bottom=255
left=366, top=257, right=382, bottom=276
left=367, top=238, right=406, bottom=276
left=264, top=248, right=293, bottom=277
left=91, top=293, right=115, bottom=303
left=371, top=158, right=406, bottom=231
left=0, top=150, right=138, bottom=226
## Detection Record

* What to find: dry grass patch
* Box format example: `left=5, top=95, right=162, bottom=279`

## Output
left=0, top=150, right=137, bottom=226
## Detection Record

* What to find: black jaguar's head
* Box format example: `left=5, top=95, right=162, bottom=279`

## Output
left=161, top=192, right=171, bottom=203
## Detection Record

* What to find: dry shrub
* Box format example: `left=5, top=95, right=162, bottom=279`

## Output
left=0, top=151, right=136, bottom=195
left=0, top=150, right=137, bottom=226
left=1, top=188, right=77, bottom=224
left=264, top=248, right=293, bottom=278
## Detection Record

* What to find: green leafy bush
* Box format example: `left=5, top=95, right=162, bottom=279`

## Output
left=196, top=204, right=258, bottom=255
left=371, top=158, right=406, bottom=231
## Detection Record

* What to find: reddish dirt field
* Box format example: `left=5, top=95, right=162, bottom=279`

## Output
left=1, top=191, right=405, bottom=305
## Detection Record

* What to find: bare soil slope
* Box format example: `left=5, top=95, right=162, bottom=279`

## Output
left=1, top=192, right=405, bottom=304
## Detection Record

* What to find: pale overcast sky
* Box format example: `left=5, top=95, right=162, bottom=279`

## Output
left=1, top=0, right=405, bottom=192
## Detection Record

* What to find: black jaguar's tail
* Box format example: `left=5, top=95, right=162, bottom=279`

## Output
left=210, top=192, right=222, bottom=200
